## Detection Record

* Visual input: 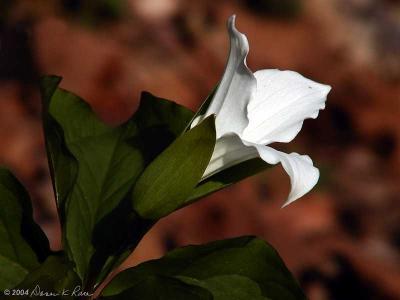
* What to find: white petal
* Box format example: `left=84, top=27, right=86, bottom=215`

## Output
left=190, top=115, right=202, bottom=128
left=202, top=15, right=256, bottom=137
left=202, top=134, right=258, bottom=179
left=254, top=145, right=319, bottom=206
left=242, top=70, right=331, bottom=144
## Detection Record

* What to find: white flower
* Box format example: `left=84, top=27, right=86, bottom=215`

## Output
left=194, top=15, right=331, bottom=207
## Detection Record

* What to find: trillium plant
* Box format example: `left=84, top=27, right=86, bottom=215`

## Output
left=0, top=16, right=330, bottom=299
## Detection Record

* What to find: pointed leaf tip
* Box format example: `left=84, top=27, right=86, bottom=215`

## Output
left=39, top=75, right=62, bottom=108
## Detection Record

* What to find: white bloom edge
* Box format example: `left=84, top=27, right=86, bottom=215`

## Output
left=195, top=15, right=331, bottom=207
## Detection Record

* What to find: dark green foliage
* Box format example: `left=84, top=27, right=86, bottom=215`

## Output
left=11, top=255, right=80, bottom=300
left=0, top=76, right=305, bottom=299
left=100, top=236, right=306, bottom=299
left=0, top=169, right=50, bottom=290
left=132, top=115, right=216, bottom=219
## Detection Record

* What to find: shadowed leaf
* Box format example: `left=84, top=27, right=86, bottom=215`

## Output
left=0, top=169, right=50, bottom=290
left=101, top=236, right=305, bottom=300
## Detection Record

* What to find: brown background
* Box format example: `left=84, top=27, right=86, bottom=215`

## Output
left=0, top=0, right=399, bottom=299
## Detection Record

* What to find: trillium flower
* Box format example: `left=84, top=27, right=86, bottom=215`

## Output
left=194, top=15, right=331, bottom=207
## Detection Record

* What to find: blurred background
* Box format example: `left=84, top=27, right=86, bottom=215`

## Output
left=1, top=0, right=399, bottom=299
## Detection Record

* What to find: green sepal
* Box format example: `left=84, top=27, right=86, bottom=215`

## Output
left=132, top=116, right=216, bottom=220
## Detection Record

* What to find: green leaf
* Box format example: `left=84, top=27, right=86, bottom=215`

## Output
left=183, top=85, right=217, bottom=133
left=90, top=93, right=194, bottom=284
left=181, top=85, right=271, bottom=205
left=0, top=168, right=50, bottom=290
left=134, top=91, right=194, bottom=164
left=179, top=275, right=268, bottom=300
left=187, top=158, right=271, bottom=203
left=40, top=76, right=78, bottom=221
left=89, top=208, right=152, bottom=288
left=43, top=80, right=145, bottom=281
left=101, top=275, right=212, bottom=300
left=132, top=116, right=216, bottom=219
left=40, top=77, right=197, bottom=283
left=11, top=255, right=81, bottom=300
left=100, top=236, right=305, bottom=300
left=40, top=76, right=270, bottom=288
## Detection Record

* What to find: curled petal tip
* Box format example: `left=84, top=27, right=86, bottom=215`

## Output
left=204, top=14, right=254, bottom=137
left=227, top=15, right=238, bottom=33
left=228, top=14, right=236, bottom=25
left=226, top=15, right=250, bottom=59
